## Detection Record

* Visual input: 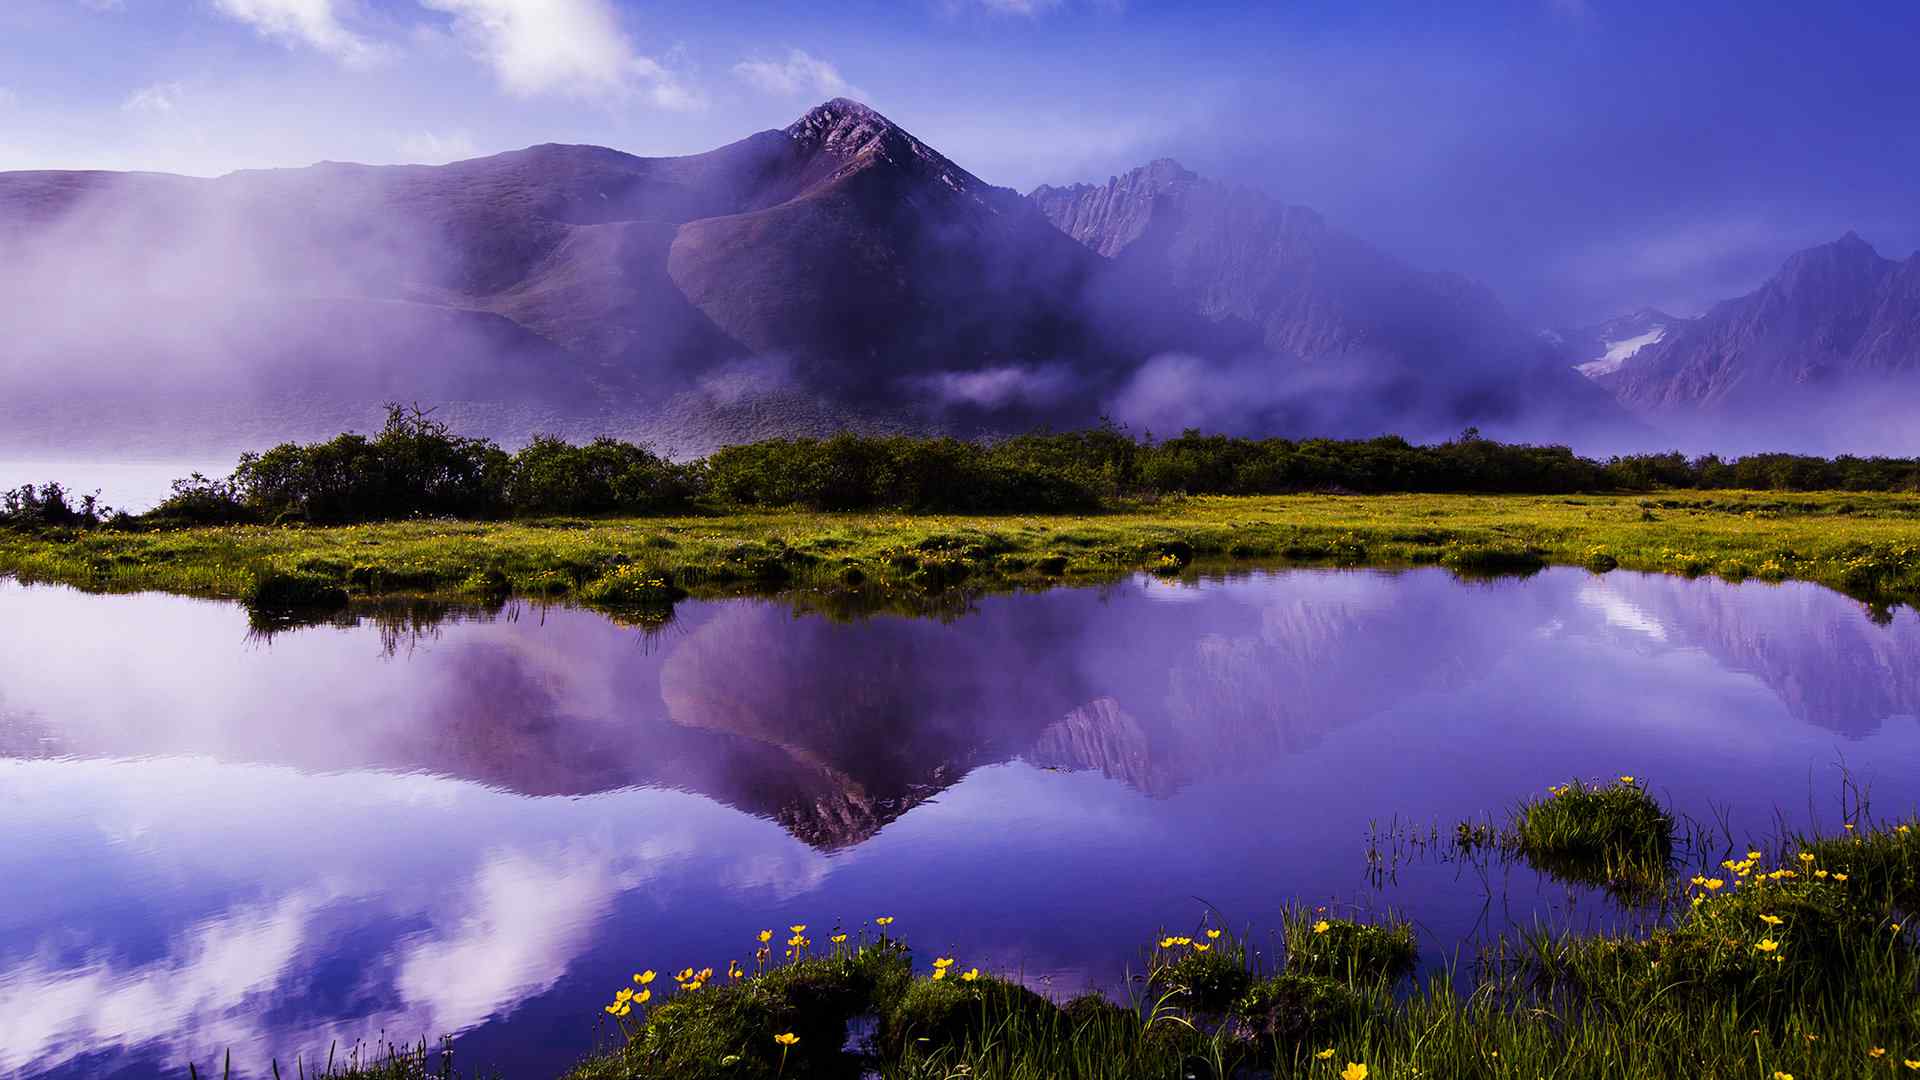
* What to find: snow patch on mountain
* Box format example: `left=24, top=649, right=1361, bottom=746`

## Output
left=1576, top=324, right=1668, bottom=377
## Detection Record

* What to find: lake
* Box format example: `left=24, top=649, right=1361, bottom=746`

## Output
left=2, top=567, right=1917, bottom=1077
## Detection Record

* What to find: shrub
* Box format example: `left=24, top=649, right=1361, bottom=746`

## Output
left=505, top=435, right=701, bottom=516
left=0, top=482, right=110, bottom=528
left=147, top=473, right=256, bottom=525
left=232, top=404, right=510, bottom=524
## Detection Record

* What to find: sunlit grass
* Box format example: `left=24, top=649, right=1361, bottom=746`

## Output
left=5, top=492, right=1920, bottom=625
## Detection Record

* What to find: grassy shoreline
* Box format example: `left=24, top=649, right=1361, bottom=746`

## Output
left=297, top=782, right=1920, bottom=1080
left=5, top=491, right=1920, bottom=619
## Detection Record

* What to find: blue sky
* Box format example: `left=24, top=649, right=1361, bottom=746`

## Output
left=3, top=0, right=1916, bottom=324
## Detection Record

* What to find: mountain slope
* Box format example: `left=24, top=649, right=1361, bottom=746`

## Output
left=1, top=99, right=1643, bottom=455
left=1600, top=233, right=1920, bottom=417
left=1556, top=308, right=1681, bottom=378
left=1029, top=160, right=1633, bottom=443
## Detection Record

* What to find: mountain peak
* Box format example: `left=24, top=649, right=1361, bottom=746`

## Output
left=1775, top=230, right=1890, bottom=287
left=785, top=97, right=906, bottom=151
left=782, top=97, right=996, bottom=204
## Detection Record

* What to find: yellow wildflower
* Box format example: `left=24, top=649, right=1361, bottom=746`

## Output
left=1704, top=878, right=1725, bottom=891
left=759, top=929, right=774, bottom=944
left=635, top=970, right=656, bottom=985
left=1316, top=1048, right=1335, bottom=1060
left=774, top=1032, right=799, bottom=1047
left=960, top=968, right=980, bottom=982
left=1341, top=1064, right=1369, bottom=1080
left=1755, top=939, right=1779, bottom=953
left=637, top=989, right=651, bottom=1004
left=876, top=916, right=895, bottom=927
left=676, top=967, right=695, bottom=982
left=1869, top=1048, right=1885, bottom=1059
left=790, top=924, right=807, bottom=934
left=1759, top=915, right=1783, bottom=926
left=831, top=933, right=848, bottom=945
left=1206, top=929, right=1223, bottom=940
left=1193, top=943, right=1212, bottom=953
left=1797, top=852, right=1815, bottom=864
left=931, top=968, right=947, bottom=981
left=1314, top=920, right=1332, bottom=934
left=1159, top=936, right=1179, bottom=949
left=615, top=989, right=634, bottom=1003
left=934, top=956, right=955, bottom=968
left=1903, top=1059, right=1919, bottom=1070
left=1834, top=873, right=1849, bottom=881
left=1747, top=850, right=1764, bottom=860
left=1774, top=1072, right=1794, bottom=1080
left=1619, top=775, right=1635, bottom=783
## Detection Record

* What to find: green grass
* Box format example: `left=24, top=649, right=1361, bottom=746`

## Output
left=1511, top=776, right=1677, bottom=897
left=5, top=492, right=1920, bottom=623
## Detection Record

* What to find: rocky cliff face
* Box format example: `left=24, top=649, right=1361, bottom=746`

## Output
left=1599, top=233, right=1920, bottom=417
left=1028, top=159, right=1632, bottom=442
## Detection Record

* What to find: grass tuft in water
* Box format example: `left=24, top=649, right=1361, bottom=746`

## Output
left=1511, top=775, right=1675, bottom=894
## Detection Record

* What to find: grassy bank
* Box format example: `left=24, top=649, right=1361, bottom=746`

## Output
left=5, top=491, right=1920, bottom=621
left=303, top=782, right=1920, bottom=1080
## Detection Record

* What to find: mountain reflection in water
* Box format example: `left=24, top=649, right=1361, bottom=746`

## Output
left=1, top=568, right=1917, bottom=1077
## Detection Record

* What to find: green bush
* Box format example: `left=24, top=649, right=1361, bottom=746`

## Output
left=505, top=435, right=701, bottom=516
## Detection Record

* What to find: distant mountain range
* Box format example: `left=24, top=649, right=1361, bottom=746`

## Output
left=1561, top=233, right=1920, bottom=450
left=0, top=98, right=1913, bottom=456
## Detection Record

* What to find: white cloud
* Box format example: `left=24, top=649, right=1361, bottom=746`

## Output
left=210, top=0, right=384, bottom=66
left=947, top=0, right=1066, bottom=14
left=121, top=81, right=185, bottom=114
left=733, top=49, right=858, bottom=100
left=416, top=0, right=700, bottom=107
left=398, top=128, right=479, bottom=163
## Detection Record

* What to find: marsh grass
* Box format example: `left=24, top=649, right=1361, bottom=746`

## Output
left=1511, top=777, right=1676, bottom=897
left=188, top=1037, right=474, bottom=1080
left=7, top=492, right=1920, bottom=628
left=1278, top=909, right=1418, bottom=983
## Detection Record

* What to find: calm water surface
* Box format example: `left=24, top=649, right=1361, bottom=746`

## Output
left=3, top=568, right=1919, bottom=1077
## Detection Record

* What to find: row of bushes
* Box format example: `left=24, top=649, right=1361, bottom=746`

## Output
left=13, top=409, right=1920, bottom=529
